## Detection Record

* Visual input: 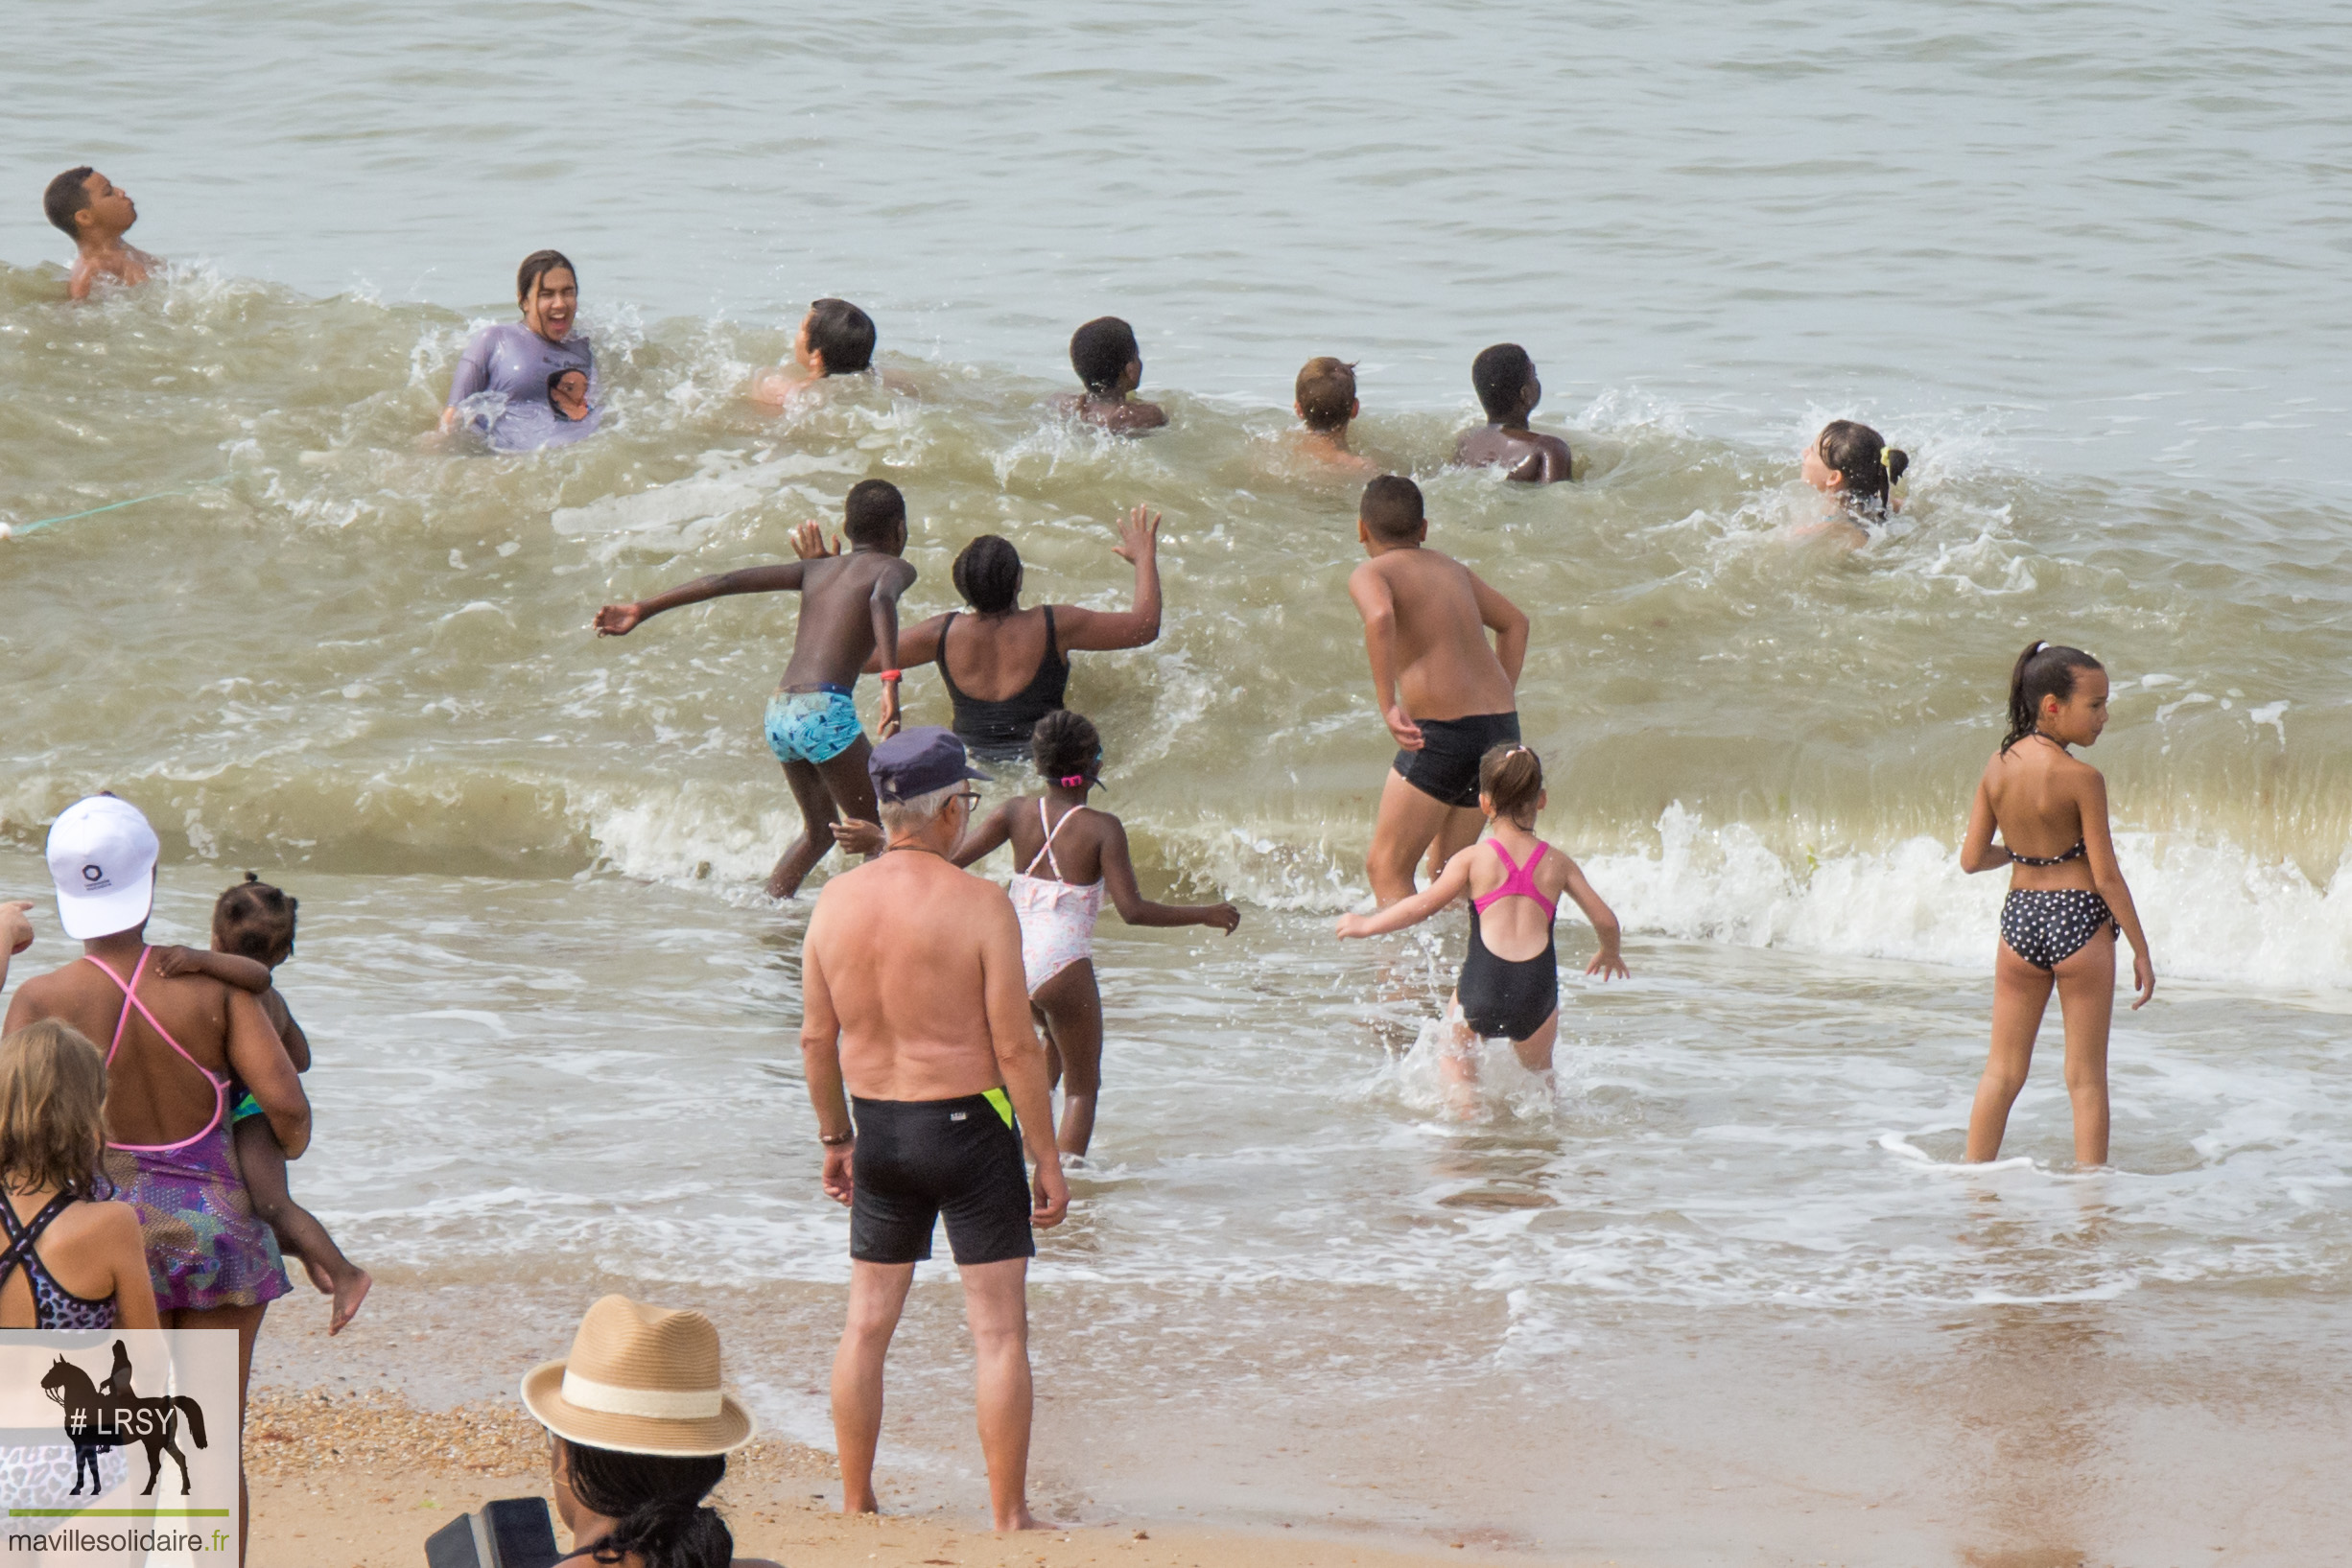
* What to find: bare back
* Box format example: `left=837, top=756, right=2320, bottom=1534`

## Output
left=803, top=852, right=1026, bottom=1100
left=4, top=958, right=238, bottom=1147
left=780, top=551, right=916, bottom=690
left=1979, top=738, right=2102, bottom=892
left=1004, top=800, right=1111, bottom=885
left=1352, top=550, right=1517, bottom=719
left=1455, top=425, right=1573, bottom=484
left=940, top=608, right=1058, bottom=702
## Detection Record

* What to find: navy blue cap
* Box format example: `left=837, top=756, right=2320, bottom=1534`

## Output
left=868, top=726, right=989, bottom=802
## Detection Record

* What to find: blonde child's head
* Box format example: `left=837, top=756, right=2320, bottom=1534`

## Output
left=0, top=1021, right=108, bottom=1201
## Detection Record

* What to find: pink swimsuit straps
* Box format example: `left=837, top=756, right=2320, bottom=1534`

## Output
left=1470, top=839, right=1559, bottom=918
left=82, top=948, right=230, bottom=1153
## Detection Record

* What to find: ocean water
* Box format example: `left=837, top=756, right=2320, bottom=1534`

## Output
left=4, top=2, right=2351, bottom=1561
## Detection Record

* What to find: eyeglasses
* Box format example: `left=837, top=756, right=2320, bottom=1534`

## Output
left=952, top=790, right=982, bottom=811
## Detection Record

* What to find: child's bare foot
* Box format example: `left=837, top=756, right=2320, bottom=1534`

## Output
left=327, top=1268, right=373, bottom=1335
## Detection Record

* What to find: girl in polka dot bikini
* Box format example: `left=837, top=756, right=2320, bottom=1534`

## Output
left=1959, top=642, right=2156, bottom=1166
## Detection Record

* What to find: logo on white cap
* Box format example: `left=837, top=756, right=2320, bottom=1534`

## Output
left=45, top=797, right=161, bottom=941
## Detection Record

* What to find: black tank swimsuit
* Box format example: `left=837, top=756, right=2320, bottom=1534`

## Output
left=1455, top=839, right=1561, bottom=1043
left=940, top=606, right=1070, bottom=761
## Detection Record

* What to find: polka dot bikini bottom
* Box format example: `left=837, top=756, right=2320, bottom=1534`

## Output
left=2000, top=889, right=2120, bottom=971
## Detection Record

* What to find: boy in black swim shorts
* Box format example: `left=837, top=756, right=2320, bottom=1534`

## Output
left=1346, top=475, right=1531, bottom=904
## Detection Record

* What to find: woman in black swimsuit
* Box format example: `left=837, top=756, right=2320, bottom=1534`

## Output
left=1960, top=641, right=2155, bottom=1166
left=802, top=505, right=1164, bottom=761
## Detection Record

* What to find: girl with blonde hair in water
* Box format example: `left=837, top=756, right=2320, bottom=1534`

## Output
left=1960, top=641, right=2155, bottom=1166
left=1337, top=743, right=1627, bottom=1084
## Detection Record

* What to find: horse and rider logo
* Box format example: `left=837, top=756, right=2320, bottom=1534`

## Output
left=38, top=1340, right=209, bottom=1496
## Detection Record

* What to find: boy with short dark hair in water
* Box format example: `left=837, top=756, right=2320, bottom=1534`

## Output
left=1455, top=343, right=1573, bottom=484
left=593, top=480, right=916, bottom=898
left=42, top=167, right=158, bottom=301
left=1293, top=356, right=1374, bottom=470
left=1347, top=475, right=1531, bottom=905
left=155, top=876, right=372, bottom=1334
left=754, top=297, right=882, bottom=406
left=1053, top=316, right=1167, bottom=433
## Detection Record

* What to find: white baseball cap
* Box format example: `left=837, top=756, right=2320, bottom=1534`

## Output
left=46, top=796, right=160, bottom=941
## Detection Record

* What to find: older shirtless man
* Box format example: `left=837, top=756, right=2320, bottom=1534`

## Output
left=1347, top=475, right=1531, bottom=904
left=799, top=727, right=1070, bottom=1532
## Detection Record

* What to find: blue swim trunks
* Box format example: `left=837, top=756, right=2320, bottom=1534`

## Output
left=765, top=687, right=863, bottom=765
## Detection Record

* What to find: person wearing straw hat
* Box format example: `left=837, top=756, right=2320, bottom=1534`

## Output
left=522, top=1295, right=781, bottom=1568
left=5, top=794, right=310, bottom=1565
left=800, top=726, right=1070, bottom=1532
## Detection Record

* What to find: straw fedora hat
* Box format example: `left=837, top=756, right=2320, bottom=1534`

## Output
left=521, top=1296, right=755, bottom=1456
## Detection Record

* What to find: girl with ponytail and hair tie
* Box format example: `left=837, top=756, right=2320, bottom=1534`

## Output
left=1336, top=743, right=1627, bottom=1087
left=1798, top=418, right=1908, bottom=542
left=834, top=710, right=1239, bottom=1158
left=1959, top=640, right=2154, bottom=1166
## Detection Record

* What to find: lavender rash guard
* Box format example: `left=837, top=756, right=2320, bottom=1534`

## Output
left=445, top=321, right=600, bottom=451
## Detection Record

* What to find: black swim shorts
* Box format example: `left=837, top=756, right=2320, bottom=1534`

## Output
left=1393, top=712, right=1521, bottom=808
left=848, top=1092, right=1035, bottom=1266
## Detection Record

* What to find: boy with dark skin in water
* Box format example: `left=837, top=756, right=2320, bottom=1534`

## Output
left=43, top=167, right=159, bottom=301
left=594, top=480, right=916, bottom=898
left=1454, top=342, right=1574, bottom=484
left=1050, top=316, right=1167, bottom=433
left=1347, top=475, right=1531, bottom=905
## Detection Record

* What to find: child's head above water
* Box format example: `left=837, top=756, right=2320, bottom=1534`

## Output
left=1470, top=343, right=1539, bottom=423
left=842, top=479, right=907, bottom=550
left=952, top=535, right=1023, bottom=615
left=1295, top=357, right=1358, bottom=433
left=1070, top=316, right=1141, bottom=395
left=1358, top=474, right=1426, bottom=546
left=1478, top=743, right=1544, bottom=828
left=1031, top=709, right=1102, bottom=789
left=214, top=872, right=298, bottom=966
left=0, top=1020, right=108, bottom=1202
left=2003, top=641, right=2106, bottom=753
left=1805, top=420, right=1909, bottom=515
left=547, top=368, right=590, bottom=420
left=43, top=166, right=134, bottom=245
left=801, top=297, right=877, bottom=376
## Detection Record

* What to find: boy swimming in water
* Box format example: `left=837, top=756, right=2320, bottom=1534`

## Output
left=1454, top=343, right=1573, bottom=484
left=1293, top=357, right=1374, bottom=470
left=753, top=297, right=881, bottom=406
left=155, top=876, right=372, bottom=1333
left=1052, top=316, right=1167, bottom=433
left=593, top=480, right=916, bottom=898
left=548, top=367, right=592, bottom=423
left=1347, top=475, right=1530, bottom=905
left=43, top=167, right=159, bottom=302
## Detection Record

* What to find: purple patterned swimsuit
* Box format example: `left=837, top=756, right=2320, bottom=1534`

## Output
left=87, top=951, right=289, bottom=1313
left=0, top=1193, right=115, bottom=1329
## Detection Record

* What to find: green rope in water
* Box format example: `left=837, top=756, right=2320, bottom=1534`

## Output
left=9, top=476, right=232, bottom=538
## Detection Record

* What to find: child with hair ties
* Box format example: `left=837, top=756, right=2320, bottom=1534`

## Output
left=836, top=710, right=1239, bottom=1157
left=157, top=875, right=371, bottom=1332
left=1337, top=743, right=1628, bottom=1083
left=1959, top=641, right=2155, bottom=1166
left=1797, top=418, right=1908, bottom=543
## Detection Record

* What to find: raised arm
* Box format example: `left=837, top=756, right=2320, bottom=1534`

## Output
left=2077, top=770, right=2154, bottom=1008
left=153, top=946, right=270, bottom=994
left=1335, top=847, right=1476, bottom=938
left=225, top=988, right=309, bottom=1159
left=1555, top=854, right=1629, bottom=979
left=1097, top=817, right=1239, bottom=931
left=1349, top=563, right=1421, bottom=750
left=0, top=901, right=30, bottom=995
left=1054, top=506, right=1164, bottom=652
left=798, top=927, right=858, bottom=1206
left=1958, top=768, right=2011, bottom=874
left=977, top=893, right=1068, bottom=1227
left=1469, top=571, right=1529, bottom=689
left=592, top=562, right=811, bottom=636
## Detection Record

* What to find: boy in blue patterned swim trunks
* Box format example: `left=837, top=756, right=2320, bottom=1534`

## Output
left=596, top=480, right=917, bottom=897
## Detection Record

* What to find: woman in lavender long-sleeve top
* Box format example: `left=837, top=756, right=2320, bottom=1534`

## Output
left=440, top=249, right=600, bottom=451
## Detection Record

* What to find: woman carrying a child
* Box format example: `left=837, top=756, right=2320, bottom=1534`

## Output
left=439, top=248, right=600, bottom=451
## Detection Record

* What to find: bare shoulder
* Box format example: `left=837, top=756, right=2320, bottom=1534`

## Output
left=50, top=1199, right=140, bottom=1250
